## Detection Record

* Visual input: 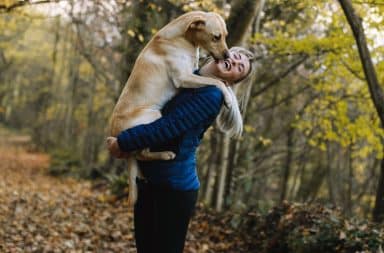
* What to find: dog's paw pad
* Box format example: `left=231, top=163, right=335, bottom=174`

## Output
left=165, top=152, right=176, bottom=160
left=106, top=137, right=114, bottom=146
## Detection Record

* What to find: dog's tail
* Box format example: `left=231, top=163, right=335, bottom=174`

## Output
left=127, top=157, right=138, bottom=207
left=216, top=87, right=243, bottom=138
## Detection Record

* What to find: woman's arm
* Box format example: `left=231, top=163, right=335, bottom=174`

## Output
left=116, top=86, right=223, bottom=153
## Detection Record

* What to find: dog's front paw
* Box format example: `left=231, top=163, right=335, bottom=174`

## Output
left=106, top=137, right=115, bottom=147
left=161, top=151, right=176, bottom=160
left=106, top=136, right=125, bottom=158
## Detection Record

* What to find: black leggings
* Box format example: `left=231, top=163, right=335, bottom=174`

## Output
left=134, top=179, right=198, bottom=253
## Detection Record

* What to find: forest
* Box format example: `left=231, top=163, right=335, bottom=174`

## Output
left=1, top=0, right=384, bottom=252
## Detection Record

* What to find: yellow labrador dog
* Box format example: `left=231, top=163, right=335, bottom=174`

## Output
left=107, top=11, right=231, bottom=206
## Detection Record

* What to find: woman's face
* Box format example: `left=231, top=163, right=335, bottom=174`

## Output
left=201, top=51, right=251, bottom=85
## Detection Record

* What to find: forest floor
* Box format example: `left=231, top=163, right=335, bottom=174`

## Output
left=0, top=131, right=252, bottom=253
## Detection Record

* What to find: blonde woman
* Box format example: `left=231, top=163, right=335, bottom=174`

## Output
left=108, top=47, right=256, bottom=253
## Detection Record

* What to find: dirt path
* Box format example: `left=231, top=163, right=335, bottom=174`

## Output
left=0, top=133, right=250, bottom=253
left=0, top=135, right=136, bottom=253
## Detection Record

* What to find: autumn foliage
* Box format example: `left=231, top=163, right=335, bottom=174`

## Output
left=1, top=134, right=384, bottom=252
left=2, top=0, right=384, bottom=251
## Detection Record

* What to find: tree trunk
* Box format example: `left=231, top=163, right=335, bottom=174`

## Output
left=64, top=52, right=80, bottom=143
left=373, top=152, right=384, bottom=222
left=346, top=145, right=353, bottom=216
left=296, top=151, right=327, bottom=202
left=203, top=130, right=220, bottom=205
left=338, top=0, right=384, bottom=222
left=82, top=75, right=97, bottom=166
left=326, top=142, right=336, bottom=206
left=224, top=139, right=240, bottom=206
left=0, top=50, right=11, bottom=75
left=215, top=133, right=230, bottom=211
left=227, top=0, right=263, bottom=46
left=215, top=0, right=265, bottom=211
left=280, top=126, right=294, bottom=203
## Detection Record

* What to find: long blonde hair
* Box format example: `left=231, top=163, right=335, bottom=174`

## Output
left=201, top=47, right=256, bottom=138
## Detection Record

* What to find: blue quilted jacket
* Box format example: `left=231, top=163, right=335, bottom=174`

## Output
left=117, top=86, right=223, bottom=190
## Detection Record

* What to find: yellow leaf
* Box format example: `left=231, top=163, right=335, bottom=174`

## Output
left=244, top=124, right=255, bottom=133
left=138, top=34, right=144, bottom=42
left=127, top=29, right=135, bottom=37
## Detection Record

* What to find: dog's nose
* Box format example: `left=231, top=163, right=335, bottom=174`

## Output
left=223, top=50, right=230, bottom=59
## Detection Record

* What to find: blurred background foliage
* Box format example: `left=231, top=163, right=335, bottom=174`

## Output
left=1, top=0, right=384, bottom=221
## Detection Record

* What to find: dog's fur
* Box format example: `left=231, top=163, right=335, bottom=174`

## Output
left=108, top=11, right=232, bottom=206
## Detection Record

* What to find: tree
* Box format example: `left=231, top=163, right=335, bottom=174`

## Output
left=209, top=0, right=263, bottom=211
left=337, top=0, right=384, bottom=222
left=2, top=0, right=384, bottom=217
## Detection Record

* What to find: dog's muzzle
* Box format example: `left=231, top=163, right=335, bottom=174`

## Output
left=223, top=50, right=230, bottom=59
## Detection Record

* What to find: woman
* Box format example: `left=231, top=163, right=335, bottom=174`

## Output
left=107, top=47, right=256, bottom=253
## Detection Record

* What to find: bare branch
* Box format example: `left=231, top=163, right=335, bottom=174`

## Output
left=253, top=54, right=309, bottom=97
left=257, top=85, right=311, bottom=112
left=0, top=0, right=67, bottom=13
left=340, top=58, right=365, bottom=81
left=352, top=0, right=384, bottom=6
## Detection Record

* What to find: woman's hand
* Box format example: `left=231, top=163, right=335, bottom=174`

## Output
left=106, top=137, right=125, bottom=159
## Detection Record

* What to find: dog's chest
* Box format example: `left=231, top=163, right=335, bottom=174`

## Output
left=167, top=51, right=195, bottom=70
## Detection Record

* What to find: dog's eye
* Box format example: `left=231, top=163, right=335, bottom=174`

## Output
left=212, top=34, right=221, bottom=42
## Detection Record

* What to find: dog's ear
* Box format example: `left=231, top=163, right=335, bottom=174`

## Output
left=186, top=15, right=206, bottom=32
left=189, top=20, right=206, bottom=30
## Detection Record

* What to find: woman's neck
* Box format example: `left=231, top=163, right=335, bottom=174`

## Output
left=198, top=62, right=217, bottom=79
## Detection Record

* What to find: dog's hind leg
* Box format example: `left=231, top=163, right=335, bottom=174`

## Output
left=127, top=157, right=138, bottom=206
left=125, top=152, right=175, bottom=207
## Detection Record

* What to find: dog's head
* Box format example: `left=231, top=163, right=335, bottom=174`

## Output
left=185, top=12, right=229, bottom=60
